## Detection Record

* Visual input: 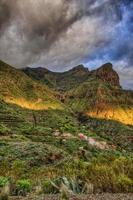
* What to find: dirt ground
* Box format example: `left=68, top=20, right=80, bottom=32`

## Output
left=10, top=193, right=133, bottom=200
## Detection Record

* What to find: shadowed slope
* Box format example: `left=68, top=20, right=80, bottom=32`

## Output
left=0, top=60, right=63, bottom=110
left=23, top=65, right=90, bottom=91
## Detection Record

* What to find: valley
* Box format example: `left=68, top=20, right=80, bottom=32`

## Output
left=0, top=60, right=133, bottom=199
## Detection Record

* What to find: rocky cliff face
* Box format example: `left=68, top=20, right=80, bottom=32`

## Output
left=93, top=63, right=120, bottom=88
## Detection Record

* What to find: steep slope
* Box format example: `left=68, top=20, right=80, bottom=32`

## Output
left=0, top=60, right=63, bottom=110
left=1, top=60, right=133, bottom=125
left=23, top=65, right=90, bottom=91
left=65, top=64, right=133, bottom=125
left=92, top=63, right=120, bottom=88
left=23, top=62, right=133, bottom=125
left=0, top=60, right=133, bottom=197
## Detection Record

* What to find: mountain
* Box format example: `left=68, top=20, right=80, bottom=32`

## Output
left=1, top=60, right=133, bottom=125
left=92, top=63, right=120, bottom=88
left=65, top=64, right=133, bottom=125
left=23, top=63, right=121, bottom=92
left=0, top=60, right=63, bottom=110
left=23, top=65, right=90, bottom=91
left=0, top=60, right=133, bottom=197
left=23, top=62, right=133, bottom=125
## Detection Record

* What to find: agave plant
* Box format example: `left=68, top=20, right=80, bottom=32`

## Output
left=57, top=177, right=85, bottom=194
left=43, top=176, right=93, bottom=196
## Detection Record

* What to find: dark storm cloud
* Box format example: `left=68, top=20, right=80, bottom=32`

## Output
left=0, top=0, right=79, bottom=45
left=0, top=0, right=13, bottom=34
left=0, top=0, right=132, bottom=89
left=0, top=0, right=120, bottom=53
left=0, top=0, right=117, bottom=53
left=0, top=0, right=95, bottom=61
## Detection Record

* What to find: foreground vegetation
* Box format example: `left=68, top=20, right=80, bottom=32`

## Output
left=0, top=155, right=133, bottom=199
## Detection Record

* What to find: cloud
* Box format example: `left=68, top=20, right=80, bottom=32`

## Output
left=0, top=0, right=132, bottom=89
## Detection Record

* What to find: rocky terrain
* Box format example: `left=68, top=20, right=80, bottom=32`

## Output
left=10, top=193, right=133, bottom=200
left=0, top=60, right=133, bottom=199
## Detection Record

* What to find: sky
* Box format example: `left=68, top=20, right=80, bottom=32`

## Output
left=0, top=0, right=133, bottom=89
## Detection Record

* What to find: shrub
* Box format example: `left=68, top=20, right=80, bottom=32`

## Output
left=88, top=165, right=116, bottom=192
left=0, top=177, right=9, bottom=200
left=116, top=175, right=133, bottom=192
left=0, top=177, right=9, bottom=188
left=42, top=179, right=59, bottom=194
left=11, top=160, right=26, bottom=180
left=16, top=179, right=32, bottom=196
left=112, top=156, right=133, bottom=178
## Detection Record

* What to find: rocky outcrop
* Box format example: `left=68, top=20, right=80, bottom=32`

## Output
left=93, top=63, right=120, bottom=88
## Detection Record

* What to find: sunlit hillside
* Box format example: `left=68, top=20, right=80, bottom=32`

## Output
left=0, top=60, right=133, bottom=199
left=0, top=60, right=63, bottom=110
left=65, top=65, right=133, bottom=125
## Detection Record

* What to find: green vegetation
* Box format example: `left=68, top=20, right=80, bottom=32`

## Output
left=116, top=175, right=133, bottom=192
left=0, top=177, right=9, bottom=200
left=0, top=124, right=10, bottom=135
left=23, top=65, right=90, bottom=91
left=42, top=179, right=59, bottom=194
left=0, top=60, right=63, bottom=110
left=0, top=177, right=9, bottom=188
left=0, top=60, right=133, bottom=198
left=0, top=155, right=133, bottom=197
left=16, top=179, right=32, bottom=196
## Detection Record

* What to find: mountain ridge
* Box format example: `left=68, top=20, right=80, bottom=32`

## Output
left=0, top=59, right=133, bottom=125
left=23, top=63, right=121, bottom=91
left=22, top=64, right=90, bottom=91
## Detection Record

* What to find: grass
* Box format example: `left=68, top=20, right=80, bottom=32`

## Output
left=0, top=60, right=133, bottom=197
left=0, top=154, right=132, bottom=196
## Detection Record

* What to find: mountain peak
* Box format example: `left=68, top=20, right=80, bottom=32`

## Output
left=94, top=63, right=120, bottom=88
left=99, top=62, right=113, bottom=70
left=69, top=65, right=89, bottom=73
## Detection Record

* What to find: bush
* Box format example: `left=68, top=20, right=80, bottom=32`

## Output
left=11, top=160, right=26, bottom=180
left=88, top=165, right=116, bottom=192
left=0, top=177, right=9, bottom=200
left=112, top=156, right=133, bottom=178
left=16, top=179, right=32, bottom=196
left=0, top=177, right=9, bottom=188
left=116, top=175, right=133, bottom=192
left=42, top=179, right=59, bottom=194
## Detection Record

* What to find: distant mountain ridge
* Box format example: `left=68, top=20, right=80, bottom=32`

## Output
left=23, top=62, right=133, bottom=125
left=0, top=59, right=133, bottom=125
left=22, top=64, right=90, bottom=91
left=23, top=63, right=121, bottom=91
